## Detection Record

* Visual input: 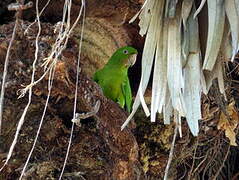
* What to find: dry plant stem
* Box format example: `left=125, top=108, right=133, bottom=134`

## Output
left=19, top=68, right=55, bottom=180
left=178, top=164, right=187, bottom=180
left=19, top=0, right=80, bottom=98
left=59, top=1, right=85, bottom=179
left=0, top=21, right=17, bottom=134
left=59, top=122, right=75, bottom=180
left=0, top=0, right=31, bottom=134
left=187, top=138, right=199, bottom=179
left=192, top=147, right=210, bottom=175
left=24, top=0, right=51, bottom=34
left=17, top=0, right=76, bottom=177
left=202, top=139, right=222, bottom=178
left=58, top=1, right=76, bottom=179
left=164, top=122, right=178, bottom=180
left=72, top=101, right=101, bottom=126
left=212, top=144, right=230, bottom=180
left=0, top=0, right=41, bottom=172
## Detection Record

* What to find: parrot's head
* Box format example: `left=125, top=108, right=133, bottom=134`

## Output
left=108, top=46, right=138, bottom=68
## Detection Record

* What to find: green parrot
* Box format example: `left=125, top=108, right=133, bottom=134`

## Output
left=93, top=46, right=138, bottom=112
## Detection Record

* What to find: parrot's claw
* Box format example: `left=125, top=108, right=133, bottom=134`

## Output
left=72, top=100, right=101, bottom=126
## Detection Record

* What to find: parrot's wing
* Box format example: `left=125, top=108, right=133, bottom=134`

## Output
left=122, top=77, right=132, bottom=112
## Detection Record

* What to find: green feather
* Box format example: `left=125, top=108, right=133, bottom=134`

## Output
left=93, top=46, right=137, bottom=112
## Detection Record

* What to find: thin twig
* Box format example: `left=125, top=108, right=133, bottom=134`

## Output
left=19, top=67, right=56, bottom=179
left=187, top=138, right=199, bottom=179
left=72, top=101, right=101, bottom=127
left=212, top=145, right=230, bottom=180
left=0, top=0, right=41, bottom=171
left=0, top=0, right=31, bottom=134
left=164, top=120, right=178, bottom=180
left=58, top=0, right=85, bottom=179
left=0, top=21, right=17, bottom=134
left=24, top=0, right=51, bottom=35
left=202, top=139, right=221, bottom=179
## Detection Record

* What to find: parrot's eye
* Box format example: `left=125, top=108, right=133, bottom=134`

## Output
left=123, top=49, right=129, bottom=54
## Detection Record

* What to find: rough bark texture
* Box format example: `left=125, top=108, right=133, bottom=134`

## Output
left=0, top=19, right=145, bottom=179
left=0, top=0, right=239, bottom=180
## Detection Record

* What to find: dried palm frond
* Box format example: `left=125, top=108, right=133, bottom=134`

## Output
left=122, top=0, right=239, bottom=136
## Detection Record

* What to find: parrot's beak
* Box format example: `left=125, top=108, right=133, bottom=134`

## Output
left=127, top=53, right=137, bottom=67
